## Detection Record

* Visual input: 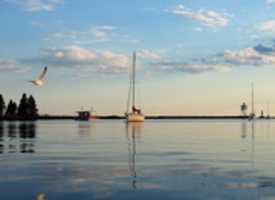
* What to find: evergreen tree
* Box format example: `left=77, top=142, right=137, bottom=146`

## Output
left=240, top=102, right=248, bottom=116
left=28, top=95, right=38, bottom=118
left=0, top=94, right=5, bottom=118
left=5, top=100, right=13, bottom=117
left=18, top=93, right=28, bottom=118
left=3, top=94, right=38, bottom=120
left=12, top=102, right=17, bottom=116
left=5, top=100, right=17, bottom=119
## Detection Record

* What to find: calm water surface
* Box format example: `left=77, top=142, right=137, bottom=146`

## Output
left=1, top=119, right=275, bottom=200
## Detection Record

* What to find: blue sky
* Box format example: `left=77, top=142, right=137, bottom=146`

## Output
left=1, top=0, right=275, bottom=115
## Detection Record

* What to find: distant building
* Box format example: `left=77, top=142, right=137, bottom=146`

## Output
left=77, top=111, right=90, bottom=121
left=77, top=109, right=97, bottom=121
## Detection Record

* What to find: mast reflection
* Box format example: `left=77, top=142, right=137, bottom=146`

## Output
left=240, top=120, right=255, bottom=168
left=251, top=120, right=255, bottom=168
left=125, top=122, right=143, bottom=189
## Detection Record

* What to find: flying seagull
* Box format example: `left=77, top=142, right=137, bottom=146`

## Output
left=29, top=66, right=47, bottom=86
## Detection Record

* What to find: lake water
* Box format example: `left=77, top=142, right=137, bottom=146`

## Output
left=1, top=119, right=275, bottom=200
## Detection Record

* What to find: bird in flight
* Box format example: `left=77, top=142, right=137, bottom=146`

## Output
left=29, top=66, right=48, bottom=86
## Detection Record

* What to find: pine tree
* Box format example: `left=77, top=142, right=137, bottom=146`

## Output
left=12, top=102, right=17, bottom=116
left=18, top=93, right=28, bottom=118
left=5, top=100, right=13, bottom=117
left=3, top=94, right=38, bottom=120
left=240, top=102, right=248, bottom=116
left=28, top=95, right=38, bottom=118
left=5, top=100, right=17, bottom=119
left=0, top=94, right=5, bottom=118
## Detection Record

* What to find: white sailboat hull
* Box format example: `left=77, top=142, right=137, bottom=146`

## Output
left=126, top=113, right=145, bottom=122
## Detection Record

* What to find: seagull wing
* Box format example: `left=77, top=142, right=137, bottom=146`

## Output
left=37, top=66, right=47, bottom=81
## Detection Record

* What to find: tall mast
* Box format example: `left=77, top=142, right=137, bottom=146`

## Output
left=132, top=51, right=136, bottom=107
left=251, top=82, right=255, bottom=116
left=126, top=54, right=132, bottom=113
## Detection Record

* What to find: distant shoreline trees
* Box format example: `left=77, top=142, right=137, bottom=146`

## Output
left=240, top=102, right=248, bottom=117
left=0, top=93, right=38, bottom=120
left=0, top=94, right=5, bottom=119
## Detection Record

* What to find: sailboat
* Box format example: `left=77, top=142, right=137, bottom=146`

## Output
left=125, top=51, right=145, bottom=122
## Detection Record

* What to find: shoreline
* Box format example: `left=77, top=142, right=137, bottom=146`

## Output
left=0, top=115, right=272, bottom=121
left=39, top=115, right=272, bottom=120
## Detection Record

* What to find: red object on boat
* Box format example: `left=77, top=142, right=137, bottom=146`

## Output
left=132, top=106, right=141, bottom=114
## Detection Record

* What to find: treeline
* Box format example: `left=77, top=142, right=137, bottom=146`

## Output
left=0, top=93, right=38, bottom=120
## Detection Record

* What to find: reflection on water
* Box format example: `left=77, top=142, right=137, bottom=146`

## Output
left=0, top=122, right=3, bottom=141
left=1, top=120, right=275, bottom=200
left=241, top=120, right=257, bottom=172
left=241, top=121, right=247, bottom=139
left=251, top=121, right=255, bottom=168
left=126, top=123, right=143, bottom=189
left=77, top=122, right=94, bottom=137
left=0, top=123, right=3, bottom=153
left=0, top=122, right=36, bottom=154
left=8, top=123, right=16, bottom=138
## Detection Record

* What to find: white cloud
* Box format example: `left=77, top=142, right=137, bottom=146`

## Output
left=24, top=46, right=131, bottom=74
left=138, top=49, right=162, bottom=61
left=156, top=61, right=231, bottom=74
left=90, top=27, right=107, bottom=39
left=48, top=25, right=117, bottom=44
left=47, top=25, right=143, bottom=46
left=97, top=26, right=117, bottom=31
left=259, top=20, right=275, bottom=32
left=266, top=0, right=275, bottom=5
left=5, top=0, right=64, bottom=12
left=170, top=5, right=229, bottom=28
left=0, top=60, right=29, bottom=73
left=41, top=46, right=97, bottom=62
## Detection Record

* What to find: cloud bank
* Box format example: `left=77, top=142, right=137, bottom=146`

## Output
left=24, top=46, right=130, bottom=73
left=153, top=42, right=275, bottom=75
left=3, top=42, right=275, bottom=76
left=224, top=44, right=275, bottom=66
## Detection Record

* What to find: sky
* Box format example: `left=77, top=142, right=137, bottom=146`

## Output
left=1, top=0, right=275, bottom=115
